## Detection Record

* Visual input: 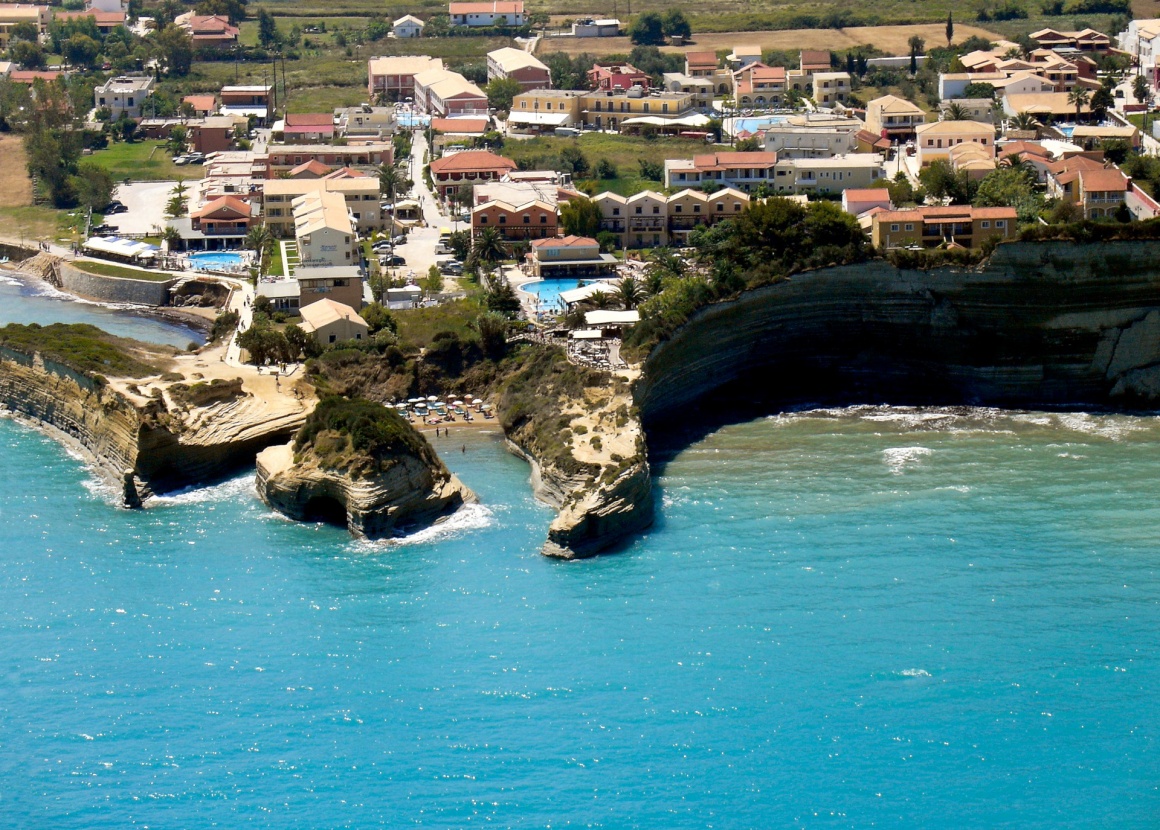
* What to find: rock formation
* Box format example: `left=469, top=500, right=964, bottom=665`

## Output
left=255, top=399, right=474, bottom=538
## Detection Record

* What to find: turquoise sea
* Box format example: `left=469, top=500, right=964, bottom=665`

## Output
left=2, top=290, right=1159, bottom=827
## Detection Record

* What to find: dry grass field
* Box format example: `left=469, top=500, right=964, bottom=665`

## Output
left=0, top=135, right=33, bottom=209
left=538, top=22, right=1007, bottom=58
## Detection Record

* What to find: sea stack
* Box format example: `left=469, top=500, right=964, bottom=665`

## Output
left=256, top=396, right=475, bottom=538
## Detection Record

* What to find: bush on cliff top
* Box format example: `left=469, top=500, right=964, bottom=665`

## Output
left=1019, top=217, right=1160, bottom=244
left=295, top=396, right=438, bottom=474
left=0, top=322, right=163, bottom=379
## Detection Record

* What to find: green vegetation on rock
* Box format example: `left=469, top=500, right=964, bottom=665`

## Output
left=0, top=322, right=164, bottom=379
left=294, top=395, right=437, bottom=476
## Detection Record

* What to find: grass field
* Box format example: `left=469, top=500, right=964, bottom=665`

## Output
left=73, top=260, right=174, bottom=281
left=539, top=23, right=1007, bottom=58
left=0, top=135, right=33, bottom=209
left=88, top=141, right=186, bottom=182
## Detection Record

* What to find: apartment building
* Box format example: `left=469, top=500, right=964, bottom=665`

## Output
left=334, top=105, right=396, bottom=140
left=662, top=73, right=715, bottom=111
left=413, top=68, right=488, bottom=117
left=293, top=190, right=357, bottom=269
left=367, top=55, right=444, bottom=100
left=589, top=62, right=650, bottom=91
left=263, top=176, right=382, bottom=237
left=812, top=71, right=851, bottom=105
left=0, top=5, right=50, bottom=49
left=392, top=14, right=424, bottom=38
left=508, top=88, right=581, bottom=131
left=280, top=113, right=334, bottom=144
left=429, top=150, right=517, bottom=199
left=93, top=75, right=154, bottom=119
left=772, top=155, right=885, bottom=194
left=914, top=120, right=994, bottom=167
left=265, top=143, right=392, bottom=175
left=471, top=198, right=557, bottom=240
left=732, top=63, right=786, bottom=108
left=592, top=187, right=749, bottom=248
left=871, top=205, right=1018, bottom=249
left=578, top=88, right=697, bottom=132
left=761, top=114, right=861, bottom=158
left=665, top=151, right=779, bottom=192
left=865, top=95, right=926, bottom=141
left=487, top=46, right=550, bottom=91
left=1077, top=168, right=1129, bottom=219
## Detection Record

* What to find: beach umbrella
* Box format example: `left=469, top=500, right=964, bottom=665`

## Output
left=408, top=397, right=421, bottom=403
left=453, top=400, right=464, bottom=406
left=427, top=395, right=438, bottom=402
left=472, top=398, right=483, bottom=405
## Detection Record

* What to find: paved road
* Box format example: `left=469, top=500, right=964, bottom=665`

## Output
left=389, top=128, right=456, bottom=286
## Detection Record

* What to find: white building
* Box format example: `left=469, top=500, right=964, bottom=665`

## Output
left=94, top=75, right=154, bottom=119
left=448, top=1, right=525, bottom=27
left=293, top=190, right=356, bottom=268
left=392, top=14, right=424, bottom=38
left=572, top=18, right=620, bottom=37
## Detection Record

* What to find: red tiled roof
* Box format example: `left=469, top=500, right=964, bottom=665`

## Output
left=429, top=150, right=516, bottom=174
left=449, top=1, right=523, bottom=12
left=54, top=10, right=125, bottom=25
left=9, top=70, right=62, bottom=83
left=288, top=159, right=333, bottom=177
left=285, top=113, right=333, bottom=127
left=1079, top=168, right=1129, bottom=192
left=692, top=151, right=778, bottom=170
left=530, top=235, right=594, bottom=248
left=430, top=117, right=488, bottom=134
left=183, top=94, right=216, bottom=112
left=192, top=195, right=251, bottom=219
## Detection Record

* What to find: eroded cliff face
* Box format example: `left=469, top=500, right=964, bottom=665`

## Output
left=0, top=347, right=308, bottom=499
left=637, top=240, right=1160, bottom=425
left=255, top=438, right=475, bottom=538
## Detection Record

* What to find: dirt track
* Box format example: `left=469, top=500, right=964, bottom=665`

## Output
left=0, top=134, right=33, bottom=208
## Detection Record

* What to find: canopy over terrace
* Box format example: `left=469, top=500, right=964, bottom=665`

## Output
left=82, top=236, right=160, bottom=263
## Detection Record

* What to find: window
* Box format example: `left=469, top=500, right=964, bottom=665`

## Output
left=329, top=334, right=337, bottom=343
left=355, top=333, right=362, bottom=340
left=693, top=205, right=701, bottom=213
left=480, top=215, right=488, bottom=223
left=612, top=207, right=620, bottom=216
left=635, top=206, right=642, bottom=214
left=904, top=223, right=914, bottom=231
left=890, top=223, right=900, bottom=231
left=653, top=206, right=660, bottom=214
left=499, top=215, right=507, bottom=224
left=540, top=214, right=547, bottom=223
left=981, top=220, right=990, bottom=229
left=996, top=220, right=1006, bottom=227
left=523, top=214, right=530, bottom=224
left=674, top=204, right=682, bottom=213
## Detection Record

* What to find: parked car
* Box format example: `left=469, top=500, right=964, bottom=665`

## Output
left=91, top=223, right=116, bottom=234
left=440, top=260, right=463, bottom=275
left=379, top=254, right=406, bottom=267
left=186, top=153, right=205, bottom=164
left=434, top=243, right=453, bottom=255
left=371, top=240, right=393, bottom=252
left=103, top=201, right=127, bottom=214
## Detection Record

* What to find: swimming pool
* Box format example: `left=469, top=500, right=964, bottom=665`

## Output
left=519, top=278, right=617, bottom=312
left=397, top=113, right=430, bottom=129
left=732, top=115, right=789, bottom=135
left=188, top=251, right=247, bottom=270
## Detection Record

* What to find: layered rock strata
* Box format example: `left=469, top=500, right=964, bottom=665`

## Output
left=255, top=438, right=475, bottom=538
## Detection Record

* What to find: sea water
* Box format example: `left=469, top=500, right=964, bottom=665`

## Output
left=2, top=406, right=1159, bottom=827
left=0, top=273, right=204, bottom=348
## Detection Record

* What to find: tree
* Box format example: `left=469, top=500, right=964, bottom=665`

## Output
left=560, top=197, right=602, bottom=237
left=614, top=275, right=641, bottom=310
left=73, top=161, right=115, bottom=211
left=1068, top=86, right=1091, bottom=122
left=639, top=159, right=663, bottom=181
left=284, top=324, right=317, bottom=360
left=238, top=324, right=290, bottom=365
left=944, top=102, right=969, bottom=121
left=946, top=12, right=954, bottom=46
left=735, top=137, right=762, bottom=151
left=360, top=302, right=396, bottom=334
left=379, top=163, right=403, bottom=201
left=582, top=289, right=613, bottom=310
left=473, top=227, right=508, bottom=266
left=447, top=230, right=471, bottom=261
left=661, top=9, right=691, bottom=40
left=908, top=35, right=925, bottom=75
left=919, top=159, right=976, bottom=204
left=558, top=144, right=589, bottom=176
left=63, top=34, right=101, bottom=69
left=151, top=24, right=193, bottom=77
left=627, top=12, right=665, bottom=46
left=1134, top=75, right=1150, bottom=108
left=244, top=224, right=273, bottom=275
left=8, top=21, right=37, bottom=43
left=195, top=0, right=248, bottom=24
left=167, top=124, right=188, bottom=155
left=594, top=157, right=617, bottom=179
left=973, top=166, right=1043, bottom=223
left=8, top=40, right=46, bottom=69
left=484, top=77, right=522, bottom=113
left=473, top=311, right=508, bottom=359
left=423, top=265, right=444, bottom=295
left=1011, top=111, right=1040, bottom=132
left=962, top=82, right=996, bottom=99
left=1091, top=86, right=1114, bottom=121
left=484, top=279, right=521, bottom=316
left=257, top=7, right=278, bottom=47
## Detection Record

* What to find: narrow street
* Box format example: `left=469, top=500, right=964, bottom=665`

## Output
left=390, top=127, right=458, bottom=288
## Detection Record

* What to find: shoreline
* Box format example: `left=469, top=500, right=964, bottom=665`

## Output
left=0, top=264, right=214, bottom=338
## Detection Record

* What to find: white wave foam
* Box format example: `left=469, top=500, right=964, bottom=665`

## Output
left=148, top=474, right=257, bottom=506
left=0, top=275, right=22, bottom=286
left=349, top=502, right=495, bottom=552
left=897, top=668, right=931, bottom=678
left=882, top=446, right=932, bottom=474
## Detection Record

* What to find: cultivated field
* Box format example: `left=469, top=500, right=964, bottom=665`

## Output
left=0, top=135, right=33, bottom=209
left=539, top=23, right=1007, bottom=58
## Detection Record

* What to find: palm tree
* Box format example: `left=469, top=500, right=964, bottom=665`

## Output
left=379, top=163, right=403, bottom=203
left=472, top=227, right=508, bottom=267
left=643, top=268, right=666, bottom=297
left=944, top=102, right=969, bottom=121
left=1134, top=74, right=1150, bottom=108
left=614, top=275, right=642, bottom=310
left=582, top=289, right=613, bottom=310
left=245, top=224, right=274, bottom=276
left=1068, top=86, right=1091, bottom=123
left=1011, top=111, right=1040, bottom=132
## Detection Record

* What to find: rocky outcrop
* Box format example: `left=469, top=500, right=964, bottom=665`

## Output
left=255, top=438, right=475, bottom=538
left=496, top=346, right=653, bottom=559
left=636, top=240, right=1160, bottom=425
left=0, top=345, right=307, bottom=501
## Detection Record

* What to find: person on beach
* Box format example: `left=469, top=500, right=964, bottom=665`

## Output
left=461, top=444, right=465, bottom=453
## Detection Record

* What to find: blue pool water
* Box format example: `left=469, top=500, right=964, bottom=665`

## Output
left=3, top=404, right=1160, bottom=826
left=0, top=272, right=203, bottom=347
left=188, top=251, right=246, bottom=270
left=519, top=277, right=617, bottom=311
left=397, top=113, right=430, bottom=129
left=733, top=115, right=789, bottom=134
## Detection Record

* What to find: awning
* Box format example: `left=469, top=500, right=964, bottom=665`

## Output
left=83, top=236, right=160, bottom=260
left=621, top=113, right=711, bottom=128
left=570, top=329, right=604, bottom=339
left=559, top=280, right=619, bottom=305
left=220, top=105, right=268, bottom=118
left=507, top=111, right=572, bottom=127
left=585, top=309, right=640, bottom=326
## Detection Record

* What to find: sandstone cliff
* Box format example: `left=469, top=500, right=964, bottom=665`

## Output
left=496, top=345, right=653, bottom=559
left=255, top=399, right=474, bottom=538
left=0, top=332, right=309, bottom=501
left=636, top=240, right=1160, bottom=425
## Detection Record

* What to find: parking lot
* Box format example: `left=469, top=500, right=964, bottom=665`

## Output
left=107, top=180, right=178, bottom=236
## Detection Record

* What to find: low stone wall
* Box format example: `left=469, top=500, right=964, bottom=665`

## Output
left=57, top=262, right=175, bottom=306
